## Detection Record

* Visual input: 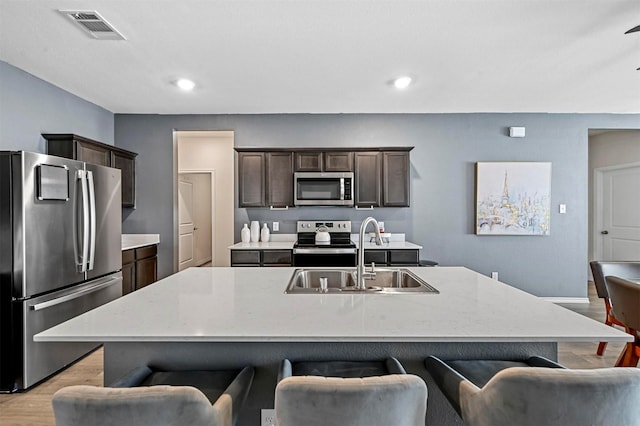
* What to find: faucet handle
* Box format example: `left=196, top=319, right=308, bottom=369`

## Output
left=369, top=262, right=376, bottom=272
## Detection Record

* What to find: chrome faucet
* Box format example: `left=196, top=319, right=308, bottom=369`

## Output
left=357, top=217, right=382, bottom=290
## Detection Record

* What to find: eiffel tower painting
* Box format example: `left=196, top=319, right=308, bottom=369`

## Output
left=476, top=162, right=552, bottom=235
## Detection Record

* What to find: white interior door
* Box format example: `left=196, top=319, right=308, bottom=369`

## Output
left=192, top=173, right=213, bottom=266
left=598, top=164, right=640, bottom=260
left=178, top=177, right=195, bottom=271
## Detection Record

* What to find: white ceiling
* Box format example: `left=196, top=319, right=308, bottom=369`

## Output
left=1, top=0, right=639, bottom=114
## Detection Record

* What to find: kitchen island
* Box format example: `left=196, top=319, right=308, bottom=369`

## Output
left=36, top=266, right=629, bottom=425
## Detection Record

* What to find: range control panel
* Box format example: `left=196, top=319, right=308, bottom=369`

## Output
left=296, top=220, right=352, bottom=233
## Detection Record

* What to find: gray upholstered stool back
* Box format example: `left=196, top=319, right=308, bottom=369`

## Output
left=274, top=374, right=427, bottom=426
left=459, top=367, right=640, bottom=426
left=53, top=385, right=225, bottom=426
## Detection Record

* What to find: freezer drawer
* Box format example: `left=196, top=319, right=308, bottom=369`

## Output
left=19, top=273, right=122, bottom=390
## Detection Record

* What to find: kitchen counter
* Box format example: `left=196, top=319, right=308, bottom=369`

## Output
left=36, top=266, right=626, bottom=343
left=121, top=234, right=160, bottom=250
left=228, top=241, right=295, bottom=250
left=356, top=241, right=423, bottom=250
left=35, top=266, right=629, bottom=425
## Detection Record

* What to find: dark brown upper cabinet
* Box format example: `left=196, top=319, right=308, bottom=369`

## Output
left=294, top=151, right=323, bottom=171
left=324, top=151, right=353, bottom=172
left=294, top=151, right=353, bottom=172
left=44, top=133, right=138, bottom=208
left=266, top=152, right=294, bottom=208
left=383, top=151, right=410, bottom=207
left=354, top=152, right=382, bottom=207
left=237, top=147, right=411, bottom=208
left=238, top=152, right=266, bottom=207
left=238, top=151, right=294, bottom=208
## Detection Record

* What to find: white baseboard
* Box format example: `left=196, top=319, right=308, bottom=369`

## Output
left=541, top=297, right=590, bottom=304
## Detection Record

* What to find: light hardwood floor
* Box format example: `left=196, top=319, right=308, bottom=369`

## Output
left=0, top=282, right=629, bottom=426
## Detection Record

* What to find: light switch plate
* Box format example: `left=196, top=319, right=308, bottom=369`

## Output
left=559, top=204, right=566, bottom=214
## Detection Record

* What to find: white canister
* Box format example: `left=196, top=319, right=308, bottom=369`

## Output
left=241, top=224, right=251, bottom=243
left=250, top=221, right=260, bottom=242
left=261, top=223, right=270, bottom=242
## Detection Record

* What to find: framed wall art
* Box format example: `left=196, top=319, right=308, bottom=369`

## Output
left=476, top=162, right=552, bottom=235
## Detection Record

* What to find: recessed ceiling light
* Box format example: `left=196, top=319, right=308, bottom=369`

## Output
left=176, top=78, right=196, bottom=91
left=393, top=76, right=412, bottom=90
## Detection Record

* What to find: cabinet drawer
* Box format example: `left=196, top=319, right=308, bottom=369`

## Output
left=388, top=250, right=419, bottom=265
left=231, top=250, right=261, bottom=265
left=122, top=249, right=135, bottom=265
left=262, top=250, right=292, bottom=265
left=135, top=245, right=157, bottom=260
left=364, top=250, right=387, bottom=265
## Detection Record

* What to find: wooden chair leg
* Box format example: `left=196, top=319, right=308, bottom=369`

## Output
left=597, top=303, right=615, bottom=356
left=597, top=341, right=608, bottom=356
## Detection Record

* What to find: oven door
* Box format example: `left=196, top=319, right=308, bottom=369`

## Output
left=292, top=248, right=357, bottom=267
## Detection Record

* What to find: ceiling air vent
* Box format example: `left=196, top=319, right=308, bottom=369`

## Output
left=59, top=10, right=126, bottom=40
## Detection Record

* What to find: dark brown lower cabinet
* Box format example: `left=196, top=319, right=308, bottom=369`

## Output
left=231, top=250, right=292, bottom=267
left=121, top=244, right=158, bottom=293
left=363, top=249, right=419, bottom=266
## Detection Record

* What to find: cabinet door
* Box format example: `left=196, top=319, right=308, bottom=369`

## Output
left=231, top=250, right=261, bottom=266
left=238, top=152, right=266, bottom=207
left=262, top=250, right=292, bottom=266
left=266, top=152, right=293, bottom=207
left=136, top=256, right=157, bottom=289
left=122, top=249, right=135, bottom=295
left=112, top=150, right=136, bottom=208
left=354, top=152, right=381, bottom=207
left=364, top=250, right=387, bottom=266
left=383, top=151, right=410, bottom=207
left=388, top=250, right=419, bottom=265
left=121, top=262, right=135, bottom=295
left=76, top=140, right=111, bottom=166
left=324, top=152, right=353, bottom=172
left=294, top=152, right=322, bottom=172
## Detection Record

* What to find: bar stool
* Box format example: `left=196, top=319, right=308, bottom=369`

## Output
left=589, top=261, right=640, bottom=355
left=605, top=275, right=640, bottom=367
left=275, top=358, right=427, bottom=426
left=52, top=365, right=254, bottom=426
left=425, top=355, right=640, bottom=426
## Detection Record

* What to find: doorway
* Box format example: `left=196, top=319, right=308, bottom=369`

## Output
left=588, top=129, right=640, bottom=273
left=179, top=172, right=214, bottom=270
left=593, top=163, right=640, bottom=261
left=173, top=131, right=235, bottom=271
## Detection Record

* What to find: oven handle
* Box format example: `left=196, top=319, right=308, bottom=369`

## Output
left=293, top=248, right=357, bottom=255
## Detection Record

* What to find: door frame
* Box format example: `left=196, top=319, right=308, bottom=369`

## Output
left=592, top=161, right=640, bottom=261
left=178, top=170, right=215, bottom=267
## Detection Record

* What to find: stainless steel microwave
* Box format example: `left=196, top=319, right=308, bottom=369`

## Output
left=294, top=172, right=354, bottom=206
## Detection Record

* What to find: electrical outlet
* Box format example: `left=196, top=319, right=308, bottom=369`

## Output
left=272, top=222, right=279, bottom=232
left=261, top=409, right=275, bottom=426
left=491, top=272, right=498, bottom=280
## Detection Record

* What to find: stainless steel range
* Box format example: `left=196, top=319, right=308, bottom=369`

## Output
left=292, top=220, right=357, bottom=267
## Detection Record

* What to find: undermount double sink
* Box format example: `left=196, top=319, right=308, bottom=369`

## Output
left=285, top=268, right=439, bottom=294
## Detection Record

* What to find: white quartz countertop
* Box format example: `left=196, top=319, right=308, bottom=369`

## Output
left=228, top=241, right=422, bottom=250
left=122, top=234, right=160, bottom=251
left=356, top=241, right=423, bottom=250
left=35, top=267, right=630, bottom=344
left=228, top=241, right=295, bottom=250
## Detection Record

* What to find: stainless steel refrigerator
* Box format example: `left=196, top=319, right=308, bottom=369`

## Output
left=0, top=151, right=122, bottom=392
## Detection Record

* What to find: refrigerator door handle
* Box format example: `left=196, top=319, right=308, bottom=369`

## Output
left=28, top=276, right=120, bottom=311
left=87, top=170, right=96, bottom=271
left=77, top=170, right=89, bottom=273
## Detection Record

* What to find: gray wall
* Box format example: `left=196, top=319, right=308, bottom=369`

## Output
left=115, top=113, right=640, bottom=297
left=0, top=61, right=114, bottom=151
